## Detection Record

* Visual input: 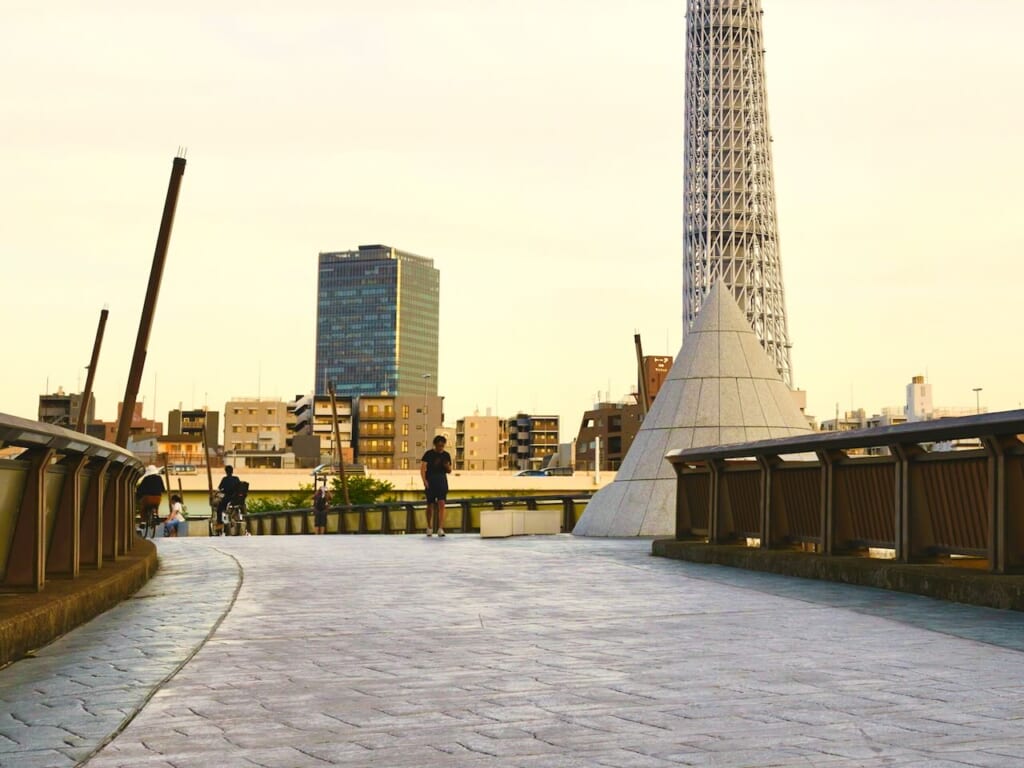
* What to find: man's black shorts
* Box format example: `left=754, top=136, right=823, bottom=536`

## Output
left=425, top=476, right=448, bottom=504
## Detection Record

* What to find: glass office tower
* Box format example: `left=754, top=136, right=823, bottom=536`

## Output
left=315, top=245, right=439, bottom=398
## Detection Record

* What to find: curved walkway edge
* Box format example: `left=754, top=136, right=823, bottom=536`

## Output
left=0, top=540, right=159, bottom=669
left=0, top=541, right=240, bottom=768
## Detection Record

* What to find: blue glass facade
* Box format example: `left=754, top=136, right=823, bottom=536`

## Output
left=315, top=246, right=439, bottom=399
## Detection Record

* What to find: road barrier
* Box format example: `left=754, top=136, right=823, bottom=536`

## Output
left=243, top=493, right=593, bottom=536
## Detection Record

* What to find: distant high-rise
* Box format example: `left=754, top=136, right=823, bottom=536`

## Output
left=683, top=0, right=793, bottom=385
left=315, top=245, right=439, bottom=399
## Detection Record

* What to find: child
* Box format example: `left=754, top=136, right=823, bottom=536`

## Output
left=164, top=494, right=186, bottom=537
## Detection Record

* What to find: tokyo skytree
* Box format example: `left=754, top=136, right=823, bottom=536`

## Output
left=683, top=0, right=793, bottom=386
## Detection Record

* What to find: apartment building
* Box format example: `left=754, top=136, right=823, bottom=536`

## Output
left=454, top=411, right=508, bottom=471
left=575, top=399, right=645, bottom=472
left=355, top=394, right=443, bottom=470
left=507, top=413, right=559, bottom=471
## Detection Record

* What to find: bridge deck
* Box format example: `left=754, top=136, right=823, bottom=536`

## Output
left=3, top=536, right=1024, bottom=767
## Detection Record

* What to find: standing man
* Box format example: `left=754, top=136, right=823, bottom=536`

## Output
left=312, top=483, right=331, bottom=535
left=420, top=435, right=452, bottom=537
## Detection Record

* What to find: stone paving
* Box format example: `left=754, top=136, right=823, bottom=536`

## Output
left=2, top=535, right=1024, bottom=767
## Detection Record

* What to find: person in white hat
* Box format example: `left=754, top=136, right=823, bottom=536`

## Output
left=136, top=465, right=166, bottom=536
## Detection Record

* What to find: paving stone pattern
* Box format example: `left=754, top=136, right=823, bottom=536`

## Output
left=3, top=536, right=1024, bottom=767
left=0, top=542, right=239, bottom=768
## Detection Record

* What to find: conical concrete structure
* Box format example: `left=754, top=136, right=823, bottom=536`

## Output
left=573, top=283, right=811, bottom=537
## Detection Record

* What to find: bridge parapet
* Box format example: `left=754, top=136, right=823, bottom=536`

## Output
left=242, top=493, right=592, bottom=536
left=667, top=410, right=1024, bottom=573
left=0, top=412, right=144, bottom=592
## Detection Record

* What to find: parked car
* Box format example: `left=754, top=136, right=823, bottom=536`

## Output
left=515, top=469, right=547, bottom=476
left=542, top=466, right=573, bottom=476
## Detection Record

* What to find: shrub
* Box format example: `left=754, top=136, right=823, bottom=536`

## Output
left=246, top=484, right=315, bottom=514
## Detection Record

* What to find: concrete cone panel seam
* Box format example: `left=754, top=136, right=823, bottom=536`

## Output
left=639, top=480, right=676, bottom=535
left=673, top=379, right=703, bottom=428
left=633, top=429, right=672, bottom=480
left=719, top=332, right=752, bottom=379
left=718, top=379, right=743, bottom=426
left=695, top=379, right=720, bottom=428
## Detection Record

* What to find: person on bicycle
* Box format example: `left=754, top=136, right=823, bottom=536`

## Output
left=136, top=466, right=165, bottom=536
left=217, top=465, right=242, bottom=528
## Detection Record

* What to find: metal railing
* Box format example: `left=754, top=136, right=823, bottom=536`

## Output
left=667, top=410, right=1024, bottom=573
left=242, top=493, right=593, bottom=536
left=0, top=412, right=144, bottom=592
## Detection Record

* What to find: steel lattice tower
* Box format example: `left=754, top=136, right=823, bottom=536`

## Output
left=683, top=0, right=793, bottom=386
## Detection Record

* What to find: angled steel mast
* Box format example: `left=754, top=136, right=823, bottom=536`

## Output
left=683, top=0, right=793, bottom=386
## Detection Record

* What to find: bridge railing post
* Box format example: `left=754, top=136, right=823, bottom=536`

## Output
left=80, top=459, right=108, bottom=569
left=1, top=448, right=54, bottom=591
left=48, top=455, right=88, bottom=578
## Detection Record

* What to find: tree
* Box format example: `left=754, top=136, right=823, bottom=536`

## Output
left=330, top=475, right=394, bottom=505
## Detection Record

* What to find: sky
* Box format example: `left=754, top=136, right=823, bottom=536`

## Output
left=3, top=0, right=1022, bottom=441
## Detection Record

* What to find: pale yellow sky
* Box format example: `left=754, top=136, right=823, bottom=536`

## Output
left=2, top=1, right=1021, bottom=438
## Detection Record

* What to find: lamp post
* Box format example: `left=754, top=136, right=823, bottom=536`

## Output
left=421, top=374, right=431, bottom=448
left=973, top=387, right=982, bottom=415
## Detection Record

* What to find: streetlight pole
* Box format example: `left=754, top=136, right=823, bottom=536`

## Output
left=421, top=374, right=431, bottom=449
left=973, top=387, right=982, bottom=415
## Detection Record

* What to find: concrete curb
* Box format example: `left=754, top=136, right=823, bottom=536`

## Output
left=652, top=538, right=1024, bottom=611
left=0, top=538, right=158, bottom=667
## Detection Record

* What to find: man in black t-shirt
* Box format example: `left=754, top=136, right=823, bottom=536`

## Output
left=420, top=435, right=452, bottom=537
left=217, top=465, right=242, bottom=517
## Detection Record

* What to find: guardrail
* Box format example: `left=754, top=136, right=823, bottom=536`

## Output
left=666, top=410, right=1024, bottom=573
left=0, top=412, right=145, bottom=592
left=242, top=493, right=593, bottom=536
